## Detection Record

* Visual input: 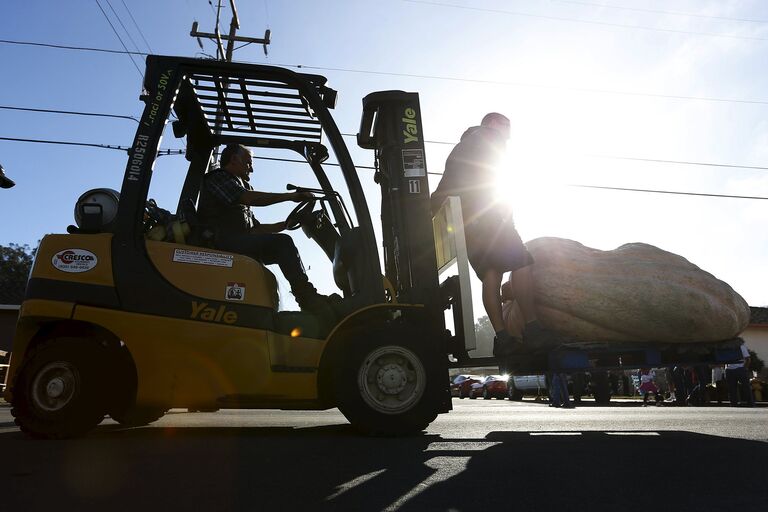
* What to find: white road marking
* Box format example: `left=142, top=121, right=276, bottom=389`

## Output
left=529, top=432, right=583, bottom=436
left=385, top=456, right=471, bottom=511
left=605, top=431, right=660, bottom=436
left=325, top=468, right=387, bottom=501
left=425, top=441, right=500, bottom=451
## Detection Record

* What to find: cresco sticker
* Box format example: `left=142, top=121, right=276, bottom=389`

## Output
left=52, top=249, right=98, bottom=273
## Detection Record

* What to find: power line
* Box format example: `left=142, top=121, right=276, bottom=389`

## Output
left=0, top=38, right=147, bottom=55
left=2, top=37, right=766, bottom=107
left=0, top=105, right=139, bottom=123
left=2, top=136, right=763, bottom=200
left=0, top=136, right=183, bottom=156
left=570, top=184, right=768, bottom=200
left=546, top=0, right=768, bottom=25
left=404, top=0, right=768, bottom=42
left=105, top=0, right=143, bottom=55
left=283, top=61, right=768, bottom=106
left=119, top=0, right=154, bottom=53
left=339, top=133, right=768, bottom=171
left=3, top=107, right=765, bottom=172
left=258, top=155, right=768, bottom=199
left=587, top=154, right=768, bottom=171
left=93, top=0, right=145, bottom=78
left=0, top=136, right=129, bottom=152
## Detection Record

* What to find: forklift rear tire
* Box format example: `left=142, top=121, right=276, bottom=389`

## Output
left=333, top=328, right=439, bottom=436
left=11, top=338, right=107, bottom=439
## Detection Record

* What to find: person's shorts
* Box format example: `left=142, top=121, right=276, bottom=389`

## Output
left=465, top=219, right=534, bottom=279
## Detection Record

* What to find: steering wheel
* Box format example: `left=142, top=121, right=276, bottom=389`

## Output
left=143, top=199, right=169, bottom=232
left=285, top=199, right=317, bottom=231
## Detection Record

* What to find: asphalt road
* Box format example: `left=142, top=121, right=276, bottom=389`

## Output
left=2, top=400, right=766, bottom=511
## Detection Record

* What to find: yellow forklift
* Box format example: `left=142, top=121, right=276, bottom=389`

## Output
left=4, top=55, right=461, bottom=438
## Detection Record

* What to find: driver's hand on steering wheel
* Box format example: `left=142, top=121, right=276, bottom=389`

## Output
left=289, top=191, right=314, bottom=202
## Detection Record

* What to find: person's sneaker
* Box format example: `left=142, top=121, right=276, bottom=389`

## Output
left=493, top=331, right=524, bottom=357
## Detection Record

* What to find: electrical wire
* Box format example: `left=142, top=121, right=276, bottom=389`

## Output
left=586, top=154, right=768, bottom=172
left=104, top=0, right=144, bottom=56
left=0, top=105, right=139, bottom=123
left=281, top=61, right=768, bottom=107
left=0, top=136, right=183, bottom=156
left=257, top=155, right=768, bottom=199
left=1, top=136, right=764, bottom=200
left=3, top=109, right=765, bottom=172
left=263, top=0, right=271, bottom=28
left=403, top=0, right=768, bottom=42
left=569, top=184, right=768, bottom=200
left=93, top=0, right=145, bottom=78
left=545, top=0, right=768, bottom=25
left=338, top=133, right=768, bottom=171
left=0, top=38, right=147, bottom=55
left=0, top=136, right=129, bottom=152
left=2, top=38, right=766, bottom=107
left=119, top=0, right=154, bottom=53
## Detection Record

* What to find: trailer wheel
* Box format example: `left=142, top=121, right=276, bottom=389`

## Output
left=334, top=328, right=439, bottom=436
left=11, top=338, right=107, bottom=439
left=507, top=380, right=523, bottom=401
left=591, top=371, right=612, bottom=405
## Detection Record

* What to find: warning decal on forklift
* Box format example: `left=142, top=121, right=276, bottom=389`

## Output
left=225, top=282, right=246, bottom=301
left=402, top=149, right=426, bottom=177
left=52, top=249, right=98, bottom=273
left=173, top=249, right=234, bottom=268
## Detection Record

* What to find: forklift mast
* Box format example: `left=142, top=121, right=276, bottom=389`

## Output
left=358, top=91, right=443, bottom=328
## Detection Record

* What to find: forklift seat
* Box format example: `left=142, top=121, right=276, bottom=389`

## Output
left=332, top=227, right=364, bottom=296
left=179, top=198, right=214, bottom=247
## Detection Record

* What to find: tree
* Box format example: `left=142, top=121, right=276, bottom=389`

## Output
left=0, top=243, right=35, bottom=304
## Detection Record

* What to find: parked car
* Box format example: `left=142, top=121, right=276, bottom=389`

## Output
left=507, top=374, right=548, bottom=401
left=451, top=374, right=483, bottom=399
left=469, top=375, right=509, bottom=400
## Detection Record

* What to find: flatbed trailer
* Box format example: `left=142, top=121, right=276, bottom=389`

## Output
left=434, top=197, right=746, bottom=380
left=452, top=337, right=745, bottom=375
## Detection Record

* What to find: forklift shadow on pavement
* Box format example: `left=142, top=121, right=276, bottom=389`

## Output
left=2, top=425, right=767, bottom=510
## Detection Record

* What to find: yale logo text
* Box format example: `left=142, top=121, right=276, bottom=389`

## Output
left=191, top=301, right=238, bottom=324
left=402, top=107, right=419, bottom=144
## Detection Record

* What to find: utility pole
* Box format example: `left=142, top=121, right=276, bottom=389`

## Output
left=189, top=0, right=271, bottom=163
left=190, top=0, right=271, bottom=62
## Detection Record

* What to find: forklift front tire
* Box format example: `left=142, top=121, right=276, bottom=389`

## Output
left=334, top=329, right=437, bottom=436
left=11, top=338, right=107, bottom=439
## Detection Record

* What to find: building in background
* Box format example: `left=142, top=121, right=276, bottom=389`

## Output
left=742, top=307, right=768, bottom=380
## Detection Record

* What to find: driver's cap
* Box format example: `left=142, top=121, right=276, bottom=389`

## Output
left=0, top=164, right=15, bottom=189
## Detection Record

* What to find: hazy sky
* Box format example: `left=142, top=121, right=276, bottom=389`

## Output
left=1, top=0, right=767, bottom=315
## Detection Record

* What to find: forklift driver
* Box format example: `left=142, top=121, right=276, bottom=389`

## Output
left=197, top=143, right=330, bottom=313
left=430, top=113, right=556, bottom=358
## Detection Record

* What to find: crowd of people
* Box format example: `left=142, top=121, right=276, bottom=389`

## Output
left=638, top=365, right=757, bottom=407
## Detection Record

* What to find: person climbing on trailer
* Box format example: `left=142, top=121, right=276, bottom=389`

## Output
left=430, top=113, right=555, bottom=358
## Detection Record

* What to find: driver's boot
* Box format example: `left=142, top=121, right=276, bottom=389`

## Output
left=292, top=281, right=338, bottom=320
